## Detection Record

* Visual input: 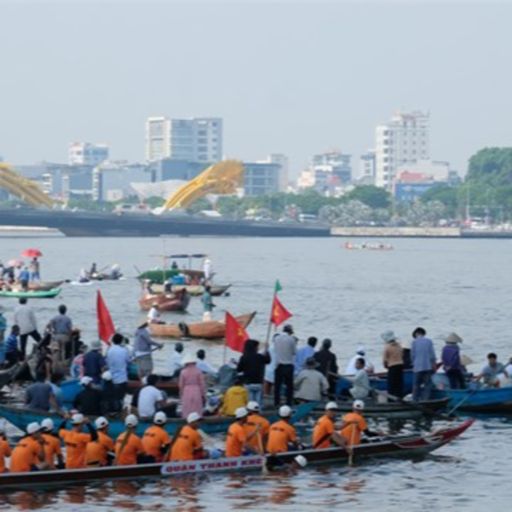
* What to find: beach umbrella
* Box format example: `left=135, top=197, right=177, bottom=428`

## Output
left=21, top=248, right=43, bottom=258
left=7, top=259, right=22, bottom=267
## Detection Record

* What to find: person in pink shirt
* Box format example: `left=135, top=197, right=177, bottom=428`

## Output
left=179, top=354, right=206, bottom=418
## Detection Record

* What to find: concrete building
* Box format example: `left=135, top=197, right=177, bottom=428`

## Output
left=375, top=111, right=430, bottom=189
left=395, top=160, right=450, bottom=182
left=257, top=154, right=289, bottom=192
left=145, top=116, right=223, bottom=163
left=296, top=151, right=352, bottom=194
left=68, top=142, right=109, bottom=166
left=243, top=162, right=281, bottom=196
left=152, top=158, right=210, bottom=182
left=357, top=150, right=376, bottom=184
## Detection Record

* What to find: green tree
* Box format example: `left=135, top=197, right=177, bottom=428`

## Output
left=345, top=185, right=391, bottom=209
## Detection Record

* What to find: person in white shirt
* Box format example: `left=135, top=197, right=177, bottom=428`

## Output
left=345, top=346, right=374, bottom=375
left=137, top=374, right=166, bottom=418
left=349, top=357, right=371, bottom=400
left=13, top=297, right=41, bottom=360
left=147, top=304, right=163, bottom=324
left=196, top=349, right=217, bottom=377
left=169, top=342, right=184, bottom=377
left=203, top=257, right=213, bottom=282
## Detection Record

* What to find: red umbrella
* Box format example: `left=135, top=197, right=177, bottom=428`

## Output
left=21, top=248, right=43, bottom=258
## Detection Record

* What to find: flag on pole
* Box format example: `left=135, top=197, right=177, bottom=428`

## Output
left=270, top=295, right=292, bottom=326
left=225, top=312, right=249, bottom=352
left=274, top=279, right=282, bottom=293
left=97, top=290, right=115, bottom=344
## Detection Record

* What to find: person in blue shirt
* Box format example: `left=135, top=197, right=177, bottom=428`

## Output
left=5, top=325, right=21, bottom=367
left=294, top=337, right=318, bottom=375
left=201, top=286, right=215, bottom=321
left=18, top=267, right=30, bottom=289
left=411, top=327, right=437, bottom=401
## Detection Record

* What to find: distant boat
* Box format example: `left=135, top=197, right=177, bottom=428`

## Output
left=0, top=287, right=61, bottom=299
left=344, top=241, right=394, bottom=251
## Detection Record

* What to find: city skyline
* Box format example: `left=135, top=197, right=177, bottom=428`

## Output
left=2, top=2, right=512, bottom=175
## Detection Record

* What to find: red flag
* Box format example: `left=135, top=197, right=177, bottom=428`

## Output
left=270, top=295, right=292, bottom=326
left=97, top=290, right=115, bottom=344
left=225, top=312, right=249, bottom=352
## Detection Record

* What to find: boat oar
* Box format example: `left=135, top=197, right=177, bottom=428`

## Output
left=348, top=424, right=357, bottom=466
left=445, top=387, right=479, bottom=416
left=377, top=390, right=453, bottom=420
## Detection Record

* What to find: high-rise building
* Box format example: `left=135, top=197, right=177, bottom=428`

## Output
left=145, top=116, right=223, bottom=163
left=358, top=150, right=376, bottom=184
left=375, top=110, right=430, bottom=189
left=68, top=142, right=109, bottom=166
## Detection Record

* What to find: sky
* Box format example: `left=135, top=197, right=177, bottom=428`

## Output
left=1, top=0, right=512, bottom=176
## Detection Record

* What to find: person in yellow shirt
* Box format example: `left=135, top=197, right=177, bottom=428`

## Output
left=40, top=418, right=64, bottom=469
left=10, top=422, right=45, bottom=472
left=225, top=407, right=254, bottom=457
left=339, top=400, right=378, bottom=446
left=86, top=417, right=115, bottom=467
left=169, top=412, right=204, bottom=461
left=266, top=405, right=299, bottom=454
left=0, top=422, right=11, bottom=473
left=142, top=411, right=171, bottom=462
left=220, top=378, right=248, bottom=416
left=312, top=402, right=347, bottom=449
left=244, top=401, right=270, bottom=453
left=59, top=413, right=97, bottom=469
left=115, top=414, right=143, bottom=465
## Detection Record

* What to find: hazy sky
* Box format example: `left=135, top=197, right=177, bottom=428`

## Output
left=1, top=0, right=511, bottom=175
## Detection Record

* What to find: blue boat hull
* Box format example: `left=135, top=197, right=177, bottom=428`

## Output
left=432, top=386, right=512, bottom=412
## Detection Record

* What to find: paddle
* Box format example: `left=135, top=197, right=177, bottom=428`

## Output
left=164, top=424, right=184, bottom=460
left=445, top=386, right=480, bottom=416
left=348, top=424, right=357, bottom=466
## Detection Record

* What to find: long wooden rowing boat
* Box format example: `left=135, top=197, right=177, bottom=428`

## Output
left=0, top=287, right=61, bottom=299
left=149, top=312, right=256, bottom=340
left=432, top=386, right=512, bottom=413
left=0, top=401, right=317, bottom=438
left=0, top=420, right=474, bottom=489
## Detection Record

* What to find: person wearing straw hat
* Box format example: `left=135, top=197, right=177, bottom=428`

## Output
left=381, top=330, right=404, bottom=397
left=179, top=353, right=206, bottom=419
left=441, top=332, right=466, bottom=389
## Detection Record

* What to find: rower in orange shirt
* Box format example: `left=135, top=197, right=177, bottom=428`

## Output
left=169, top=412, right=204, bottom=461
left=115, top=414, right=143, bottom=465
left=0, top=422, right=11, bottom=473
left=244, top=401, right=270, bottom=453
left=226, top=407, right=255, bottom=457
left=86, top=417, right=115, bottom=467
left=59, top=413, right=98, bottom=469
left=40, top=418, right=64, bottom=469
left=10, top=422, right=45, bottom=472
left=142, top=412, right=171, bottom=462
left=266, top=406, right=299, bottom=454
left=312, top=402, right=347, bottom=449
left=339, top=400, right=378, bottom=446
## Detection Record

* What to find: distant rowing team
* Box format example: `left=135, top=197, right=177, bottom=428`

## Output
left=3, top=399, right=370, bottom=473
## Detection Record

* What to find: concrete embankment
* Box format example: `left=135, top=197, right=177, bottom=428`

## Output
left=331, top=226, right=461, bottom=238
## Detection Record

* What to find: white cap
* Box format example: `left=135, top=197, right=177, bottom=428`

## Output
left=187, top=412, right=202, bottom=424
left=80, top=376, right=93, bottom=386
left=101, top=371, right=112, bottom=381
left=325, top=401, right=339, bottom=411
left=125, top=414, right=138, bottom=427
left=182, top=353, right=197, bottom=366
left=294, top=455, right=307, bottom=468
left=279, top=405, right=292, bottom=418
left=353, top=399, right=365, bottom=411
left=235, top=407, right=248, bottom=419
left=71, top=413, right=85, bottom=425
left=247, top=401, right=260, bottom=412
left=95, top=417, right=109, bottom=429
left=356, top=345, right=365, bottom=355
left=41, top=418, right=54, bottom=431
left=154, top=411, right=167, bottom=425
left=27, top=422, right=41, bottom=435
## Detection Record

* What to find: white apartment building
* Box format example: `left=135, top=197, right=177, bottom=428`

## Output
left=68, top=142, right=109, bottom=166
left=145, top=116, right=223, bottom=163
left=375, top=111, right=430, bottom=189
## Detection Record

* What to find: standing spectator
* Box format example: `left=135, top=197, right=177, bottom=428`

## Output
left=14, top=298, right=41, bottom=360
left=83, top=340, right=106, bottom=384
left=411, top=327, right=437, bottom=401
left=237, top=339, right=270, bottom=407
left=196, top=349, right=218, bottom=378
left=294, top=357, right=329, bottom=402
left=294, top=337, right=317, bottom=374
left=18, top=267, right=30, bottom=289
left=169, top=342, right=184, bottom=377
left=133, top=322, right=163, bottom=378
left=273, top=324, right=297, bottom=406
left=49, top=305, right=73, bottom=363
left=263, top=345, right=276, bottom=397
left=29, top=258, right=40, bottom=281
left=179, top=354, right=206, bottom=419
left=201, top=286, right=215, bottom=321
left=314, top=338, right=339, bottom=396
left=441, top=332, right=466, bottom=389
left=381, top=330, right=404, bottom=397
left=106, top=333, right=131, bottom=410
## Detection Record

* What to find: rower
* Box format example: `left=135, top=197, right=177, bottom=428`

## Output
left=58, top=413, right=98, bottom=469
left=115, top=414, right=143, bottom=465
left=339, top=400, right=378, bottom=447
left=41, top=418, right=64, bottom=469
left=86, top=417, right=115, bottom=467
left=0, top=422, right=11, bottom=473
left=266, top=405, right=300, bottom=455
left=312, top=402, right=347, bottom=449
left=244, top=401, right=270, bottom=453
left=168, top=412, right=204, bottom=461
left=475, top=353, right=508, bottom=387
left=10, top=422, right=45, bottom=473
left=225, top=407, right=253, bottom=457
left=142, top=412, right=171, bottom=463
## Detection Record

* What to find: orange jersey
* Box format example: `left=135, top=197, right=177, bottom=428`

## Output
left=10, top=437, right=41, bottom=473
left=339, top=412, right=367, bottom=446
left=86, top=431, right=114, bottom=467
left=115, top=432, right=143, bottom=466
left=142, top=425, right=171, bottom=462
left=244, top=414, right=270, bottom=452
left=169, top=425, right=202, bottom=461
left=225, top=422, right=247, bottom=457
left=0, top=438, right=11, bottom=473
left=59, top=429, right=92, bottom=469
left=266, top=420, right=297, bottom=454
left=41, top=433, right=62, bottom=469
left=312, top=415, right=335, bottom=449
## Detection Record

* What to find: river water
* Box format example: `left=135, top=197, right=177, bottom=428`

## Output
left=0, top=236, right=510, bottom=510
